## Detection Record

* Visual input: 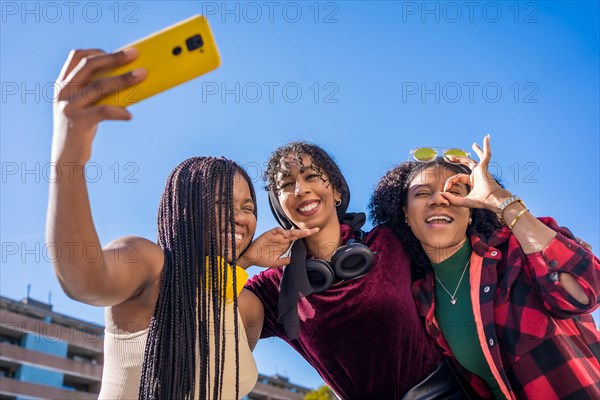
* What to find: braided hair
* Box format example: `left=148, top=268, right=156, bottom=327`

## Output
left=369, top=158, right=501, bottom=280
left=139, top=157, right=257, bottom=400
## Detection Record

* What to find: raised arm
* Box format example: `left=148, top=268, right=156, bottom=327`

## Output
left=442, top=135, right=598, bottom=311
left=46, top=49, right=159, bottom=306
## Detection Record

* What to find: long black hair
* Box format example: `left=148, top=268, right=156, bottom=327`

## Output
left=369, top=158, right=500, bottom=280
left=139, top=157, right=257, bottom=399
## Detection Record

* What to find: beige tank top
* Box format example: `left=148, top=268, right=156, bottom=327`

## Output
left=98, top=301, right=258, bottom=399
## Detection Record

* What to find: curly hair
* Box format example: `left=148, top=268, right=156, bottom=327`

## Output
left=369, top=158, right=501, bottom=280
left=264, top=141, right=350, bottom=219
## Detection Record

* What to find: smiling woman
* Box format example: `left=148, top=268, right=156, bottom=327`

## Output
left=45, top=49, right=315, bottom=400
left=274, top=153, right=343, bottom=244
left=404, top=167, right=472, bottom=264
left=213, top=171, right=257, bottom=263
left=239, top=141, right=470, bottom=399
left=370, top=135, right=600, bottom=399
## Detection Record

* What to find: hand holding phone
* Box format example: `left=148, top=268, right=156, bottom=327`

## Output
left=94, top=15, right=221, bottom=106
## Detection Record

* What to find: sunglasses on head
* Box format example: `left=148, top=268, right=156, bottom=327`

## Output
left=409, top=147, right=471, bottom=163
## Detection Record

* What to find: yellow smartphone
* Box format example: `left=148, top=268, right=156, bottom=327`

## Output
left=95, top=15, right=220, bottom=106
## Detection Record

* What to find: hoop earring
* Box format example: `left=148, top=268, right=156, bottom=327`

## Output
left=335, top=199, right=342, bottom=207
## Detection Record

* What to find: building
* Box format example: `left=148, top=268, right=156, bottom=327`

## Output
left=0, top=295, right=103, bottom=399
left=247, top=374, right=311, bottom=400
left=0, top=295, right=312, bottom=399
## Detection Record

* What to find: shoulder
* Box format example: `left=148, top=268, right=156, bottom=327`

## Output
left=246, top=267, right=283, bottom=289
left=104, top=236, right=163, bottom=261
left=244, top=269, right=282, bottom=318
left=104, top=236, right=164, bottom=281
left=363, top=225, right=411, bottom=270
left=103, top=237, right=164, bottom=326
left=364, top=224, right=404, bottom=248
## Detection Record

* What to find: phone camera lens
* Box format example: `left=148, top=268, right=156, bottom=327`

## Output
left=186, top=34, right=204, bottom=51
left=172, top=46, right=182, bottom=56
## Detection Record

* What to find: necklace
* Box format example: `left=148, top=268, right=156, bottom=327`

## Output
left=434, top=260, right=469, bottom=305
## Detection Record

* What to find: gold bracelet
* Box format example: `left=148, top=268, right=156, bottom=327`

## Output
left=508, top=208, right=529, bottom=230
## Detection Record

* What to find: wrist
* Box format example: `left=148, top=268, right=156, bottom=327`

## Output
left=51, top=149, right=91, bottom=167
left=236, top=256, right=251, bottom=270
left=506, top=206, right=529, bottom=230
left=51, top=137, right=92, bottom=166
left=486, top=188, right=514, bottom=210
left=237, top=242, right=261, bottom=269
left=494, top=193, right=526, bottom=225
left=47, top=159, right=87, bottom=183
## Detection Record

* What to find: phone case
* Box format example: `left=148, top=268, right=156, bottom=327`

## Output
left=94, top=15, right=220, bottom=106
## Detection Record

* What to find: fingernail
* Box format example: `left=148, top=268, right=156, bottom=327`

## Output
left=123, top=47, right=138, bottom=57
left=131, top=67, right=146, bottom=77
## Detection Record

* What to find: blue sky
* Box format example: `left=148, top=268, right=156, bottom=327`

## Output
left=1, top=0, right=599, bottom=390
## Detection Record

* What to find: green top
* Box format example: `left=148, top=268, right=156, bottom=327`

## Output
left=432, top=241, right=505, bottom=399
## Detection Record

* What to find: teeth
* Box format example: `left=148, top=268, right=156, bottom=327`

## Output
left=228, top=233, right=244, bottom=241
left=426, top=215, right=453, bottom=223
left=299, top=202, right=318, bottom=213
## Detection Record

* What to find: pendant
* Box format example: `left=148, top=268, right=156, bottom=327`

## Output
left=450, top=298, right=457, bottom=305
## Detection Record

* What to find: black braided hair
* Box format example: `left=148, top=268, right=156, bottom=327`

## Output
left=138, top=157, right=256, bottom=400
left=369, top=158, right=501, bottom=281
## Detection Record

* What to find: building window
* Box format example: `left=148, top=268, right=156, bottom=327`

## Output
left=0, top=366, right=16, bottom=379
left=0, top=335, right=21, bottom=346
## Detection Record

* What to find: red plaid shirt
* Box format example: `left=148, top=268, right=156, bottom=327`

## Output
left=412, top=217, right=600, bottom=399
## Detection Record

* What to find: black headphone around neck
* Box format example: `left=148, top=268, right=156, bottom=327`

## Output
left=305, top=229, right=373, bottom=293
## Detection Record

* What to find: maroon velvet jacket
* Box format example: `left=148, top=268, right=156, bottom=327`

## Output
left=245, top=224, right=441, bottom=399
left=413, top=217, right=600, bottom=399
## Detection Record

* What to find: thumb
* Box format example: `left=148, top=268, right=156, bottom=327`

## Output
left=271, top=257, right=290, bottom=268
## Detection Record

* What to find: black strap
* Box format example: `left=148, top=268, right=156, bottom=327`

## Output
left=277, top=239, right=312, bottom=339
left=277, top=212, right=366, bottom=340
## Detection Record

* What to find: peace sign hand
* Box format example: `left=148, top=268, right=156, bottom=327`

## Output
left=440, top=135, right=513, bottom=211
left=238, top=227, right=319, bottom=269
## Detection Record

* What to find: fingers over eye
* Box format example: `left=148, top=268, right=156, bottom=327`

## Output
left=439, top=191, right=469, bottom=207
left=443, top=173, right=470, bottom=191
